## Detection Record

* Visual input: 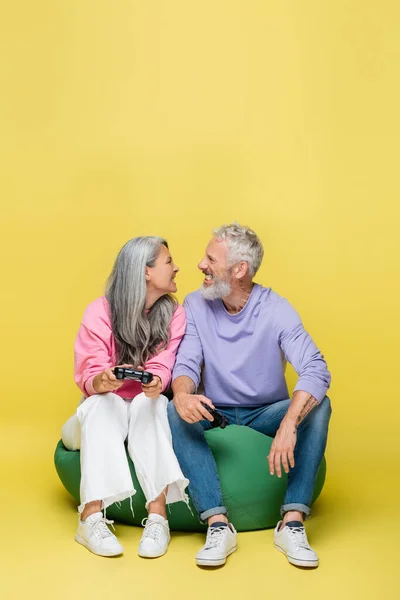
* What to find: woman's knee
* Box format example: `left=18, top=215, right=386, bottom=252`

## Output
left=77, top=393, right=128, bottom=428
left=129, top=392, right=167, bottom=414
left=79, top=392, right=125, bottom=413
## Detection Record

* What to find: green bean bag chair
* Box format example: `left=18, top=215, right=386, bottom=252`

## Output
left=54, top=424, right=326, bottom=532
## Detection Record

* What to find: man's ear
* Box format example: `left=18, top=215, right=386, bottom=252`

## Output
left=234, top=261, right=249, bottom=279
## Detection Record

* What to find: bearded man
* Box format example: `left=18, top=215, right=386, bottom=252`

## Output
left=167, top=223, right=331, bottom=569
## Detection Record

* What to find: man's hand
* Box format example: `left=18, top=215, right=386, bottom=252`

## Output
left=142, top=375, right=162, bottom=399
left=268, top=416, right=297, bottom=478
left=92, top=364, right=132, bottom=394
left=173, top=391, right=215, bottom=423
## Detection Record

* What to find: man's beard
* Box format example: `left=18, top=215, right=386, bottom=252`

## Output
left=200, top=273, right=232, bottom=300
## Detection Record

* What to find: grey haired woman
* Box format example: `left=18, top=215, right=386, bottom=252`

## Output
left=62, top=237, right=188, bottom=558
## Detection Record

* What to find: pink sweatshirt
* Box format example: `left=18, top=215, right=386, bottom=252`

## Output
left=74, top=297, right=186, bottom=398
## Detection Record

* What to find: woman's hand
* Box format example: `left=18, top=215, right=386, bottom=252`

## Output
left=142, top=375, right=162, bottom=399
left=92, top=364, right=132, bottom=394
left=267, top=416, right=297, bottom=478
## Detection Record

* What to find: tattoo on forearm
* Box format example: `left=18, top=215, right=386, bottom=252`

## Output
left=296, top=395, right=318, bottom=427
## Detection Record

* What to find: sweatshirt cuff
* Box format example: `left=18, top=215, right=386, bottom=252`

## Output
left=84, top=375, right=97, bottom=397
left=149, top=369, right=170, bottom=393
left=293, top=379, right=328, bottom=404
left=172, top=366, right=200, bottom=390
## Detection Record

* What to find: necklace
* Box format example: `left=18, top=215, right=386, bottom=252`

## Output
left=223, top=287, right=252, bottom=314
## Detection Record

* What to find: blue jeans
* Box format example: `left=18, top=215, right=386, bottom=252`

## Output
left=167, top=396, right=332, bottom=523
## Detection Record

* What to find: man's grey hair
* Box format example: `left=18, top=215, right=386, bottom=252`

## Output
left=213, top=222, right=264, bottom=276
left=106, top=236, right=177, bottom=367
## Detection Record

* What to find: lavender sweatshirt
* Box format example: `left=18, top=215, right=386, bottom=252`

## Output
left=172, top=285, right=331, bottom=407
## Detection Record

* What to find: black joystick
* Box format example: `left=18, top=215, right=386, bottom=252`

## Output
left=201, top=402, right=229, bottom=429
left=113, top=367, right=154, bottom=385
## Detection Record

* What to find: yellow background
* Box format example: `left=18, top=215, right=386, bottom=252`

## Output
left=1, top=1, right=399, bottom=598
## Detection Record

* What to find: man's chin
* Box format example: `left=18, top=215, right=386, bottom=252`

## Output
left=200, top=281, right=232, bottom=300
left=200, top=285, right=217, bottom=300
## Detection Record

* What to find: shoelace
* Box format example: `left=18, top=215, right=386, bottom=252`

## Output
left=204, top=526, right=228, bottom=550
left=92, top=517, right=115, bottom=539
left=141, top=518, right=169, bottom=543
left=287, top=526, right=311, bottom=551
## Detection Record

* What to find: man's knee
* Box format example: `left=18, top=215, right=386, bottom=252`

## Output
left=167, top=400, right=191, bottom=433
left=310, top=395, right=332, bottom=428
left=167, top=399, right=179, bottom=425
left=319, top=395, right=332, bottom=418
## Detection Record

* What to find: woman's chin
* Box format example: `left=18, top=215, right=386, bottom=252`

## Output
left=157, top=282, right=177, bottom=295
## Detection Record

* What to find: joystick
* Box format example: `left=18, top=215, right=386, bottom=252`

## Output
left=201, top=402, right=229, bottom=429
left=113, top=367, right=154, bottom=385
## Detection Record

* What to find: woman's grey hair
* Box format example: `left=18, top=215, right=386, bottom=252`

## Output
left=213, top=222, right=264, bottom=276
left=105, top=236, right=177, bottom=367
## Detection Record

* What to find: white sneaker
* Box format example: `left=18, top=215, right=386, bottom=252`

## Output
left=274, top=520, right=319, bottom=568
left=196, top=522, right=238, bottom=567
left=75, top=512, right=123, bottom=557
left=138, top=513, right=171, bottom=558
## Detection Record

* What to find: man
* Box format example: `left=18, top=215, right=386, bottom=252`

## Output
left=167, top=223, right=331, bottom=568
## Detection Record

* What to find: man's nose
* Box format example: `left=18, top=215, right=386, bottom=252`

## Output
left=198, top=258, right=207, bottom=270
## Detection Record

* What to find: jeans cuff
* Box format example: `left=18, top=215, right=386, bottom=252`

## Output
left=280, top=503, right=311, bottom=518
left=199, top=506, right=228, bottom=524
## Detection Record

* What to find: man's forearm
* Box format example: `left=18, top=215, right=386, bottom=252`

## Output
left=285, top=390, right=318, bottom=429
left=172, top=375, right=196, bottom=396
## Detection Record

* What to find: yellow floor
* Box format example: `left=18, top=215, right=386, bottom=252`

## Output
left=1, top=419, right=397, bottom=600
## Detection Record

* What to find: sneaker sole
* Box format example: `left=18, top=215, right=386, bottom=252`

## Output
left=75, top=534, right=123, bottom=557
left=196, top=545, right=238, bottom=567
left=274, top=543, right=319, bottom=568
left=138, top=548, right=168, bottom=559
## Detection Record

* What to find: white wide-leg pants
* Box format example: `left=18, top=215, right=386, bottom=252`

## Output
left=61, top=392, right=189, bottom=513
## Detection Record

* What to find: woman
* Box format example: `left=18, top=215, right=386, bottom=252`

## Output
left=62, top=236, right=189, bottom=558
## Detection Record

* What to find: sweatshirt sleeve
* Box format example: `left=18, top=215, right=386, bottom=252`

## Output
left=172, top=298, right=204, bottom=389
left=74, top=298, right=115, bottom=397
left=144, top=304, right=187, bottom=392
left=274, top=298, right=331, bottom=403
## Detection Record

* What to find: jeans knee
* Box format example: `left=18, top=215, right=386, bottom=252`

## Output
left=320, top=395, right=332, bottom=417
left=311, top=395, right=332, bottom=430
left=167, top=400, right=188, bottom=434
left=167, top=399, right=178, bottom=424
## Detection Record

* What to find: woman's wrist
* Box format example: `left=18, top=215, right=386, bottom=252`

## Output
left=91, top=374, right=101, bottom=393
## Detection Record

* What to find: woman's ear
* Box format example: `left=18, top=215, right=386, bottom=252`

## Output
left=145, top=267, right=151, bottom=281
